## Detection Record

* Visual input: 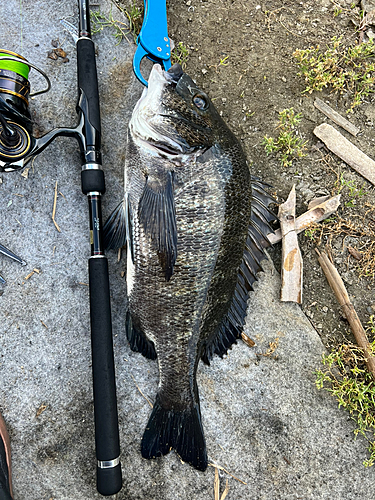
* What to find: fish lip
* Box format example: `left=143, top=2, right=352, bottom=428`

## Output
left=164, top=63, right=184, bottom=84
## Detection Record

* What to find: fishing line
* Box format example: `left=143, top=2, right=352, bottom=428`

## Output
left=19, top=0, right=23, bottom=53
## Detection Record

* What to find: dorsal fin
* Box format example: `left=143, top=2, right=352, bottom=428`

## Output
left=201, top=178, right=278, bottom=364
left=138, top=171, right=177, bottom=281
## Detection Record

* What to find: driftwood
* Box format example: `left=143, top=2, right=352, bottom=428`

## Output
left=316, top=248, right=375, bottom=381
left=314, top=123, right=375, bottom=186
left=314, top=98, right=360, bottom=137
left=279, top=185, right=303, bottom=303
left=268, top=194, right=341, bottom=245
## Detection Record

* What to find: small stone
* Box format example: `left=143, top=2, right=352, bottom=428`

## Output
left=281, top=76, right=286, bottom=82
left=316, top=324, right=323, bottom=329
left=201, top=68, right=207, bottom=74
left=322, top=306, right=328, bottom=313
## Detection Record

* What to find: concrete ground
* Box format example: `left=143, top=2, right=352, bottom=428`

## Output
left=0, top=0, right=374, bottom=498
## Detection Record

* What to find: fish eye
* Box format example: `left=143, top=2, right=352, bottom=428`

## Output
left=192, top=93, right=209, bottom=110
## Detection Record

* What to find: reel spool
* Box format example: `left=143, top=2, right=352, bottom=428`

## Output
left=0, top=50, right=51, bottom=171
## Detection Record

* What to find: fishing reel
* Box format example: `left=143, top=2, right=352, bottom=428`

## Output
left=0, top=48, right=97, bottom=173
left=0, top=50, right=52, bottom=172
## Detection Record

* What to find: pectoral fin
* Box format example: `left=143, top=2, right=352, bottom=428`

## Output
left=138, top=171, right=177, bottom=281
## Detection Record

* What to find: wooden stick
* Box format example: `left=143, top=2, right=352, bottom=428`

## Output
left=315, top=248, right=375, bottom=380
left=279, top=185, right=303, bottom=303
left=268, top=194, right=341, bottom=245
left=314, top=123, right=375, bottom=186
left=314, top=98, right=360, bottom=136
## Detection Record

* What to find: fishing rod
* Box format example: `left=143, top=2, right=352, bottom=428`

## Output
left=0, top=1, right=122, bottom=496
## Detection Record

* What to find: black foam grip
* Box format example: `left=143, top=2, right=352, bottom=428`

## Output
left=81, top=169, right=105, bottom=195
left=77, top=38, right=101, bottom=136
left=88, top=257, right=122, bottom=495
left=97, top=464, right=122, bottom=497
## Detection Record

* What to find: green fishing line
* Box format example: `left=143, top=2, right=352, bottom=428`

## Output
left=0, top=51, right=29, bottom=80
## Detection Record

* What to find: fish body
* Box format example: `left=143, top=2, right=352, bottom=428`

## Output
left=104, top=64, right=276, bottom=470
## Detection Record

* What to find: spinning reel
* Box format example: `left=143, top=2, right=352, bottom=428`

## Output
left=0, top=49, right=98, bottom=173
left=0, top=50, right=52, bottom=171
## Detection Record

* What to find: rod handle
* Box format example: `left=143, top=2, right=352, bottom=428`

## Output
left=97, top=463, right=122, bottom=497
left=76, top=38, right=101, bottom=141
left=89, top=256, right=122, bottom=496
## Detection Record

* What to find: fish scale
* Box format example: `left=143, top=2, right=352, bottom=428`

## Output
left=104, top=63, right=277, bottom=471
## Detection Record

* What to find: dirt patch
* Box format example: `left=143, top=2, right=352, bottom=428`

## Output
left=118, top=0, right=375, bottom=352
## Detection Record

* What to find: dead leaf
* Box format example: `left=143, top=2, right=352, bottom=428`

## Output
left=220, top=479, right=230, bottom=500
left=54, top=47, right=67, bottom=58
left=36, top=403, right=48, bottom=417
left=348, top=246, right=362, bottom=261
left=47, top=50, right=58, bottom=60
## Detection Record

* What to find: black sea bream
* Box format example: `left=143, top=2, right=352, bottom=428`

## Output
left=104, top=63, right=277, bottom=471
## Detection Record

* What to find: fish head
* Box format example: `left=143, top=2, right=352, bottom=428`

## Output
left=130, top=63, right=226, bottom=161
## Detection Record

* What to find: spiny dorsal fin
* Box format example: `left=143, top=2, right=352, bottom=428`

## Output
left=138, top=171, right=177, bottom=281
left=201, top=177, right=278, bottom=364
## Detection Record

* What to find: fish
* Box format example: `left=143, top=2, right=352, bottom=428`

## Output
left=104, top=63, right=277, bottom=471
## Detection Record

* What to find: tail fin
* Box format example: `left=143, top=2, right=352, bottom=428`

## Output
left=141, top=394, right=207, bottom=471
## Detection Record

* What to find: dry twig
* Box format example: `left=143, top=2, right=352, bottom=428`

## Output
left=316, top=248, right=375, bottom=380
left=314, top=98, right=360, bottom=136
left=131, top=375, right=153, bottom=408
left=52, top=181, right=61, bottom=233
left=268, top=194, right=341, bottom=244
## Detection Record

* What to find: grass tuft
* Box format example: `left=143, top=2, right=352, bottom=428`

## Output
left=294, top=37, right=375, bottom=112
left=262, top=108, right=308, bottom=167
left=316, top=321, right=375, bottom=466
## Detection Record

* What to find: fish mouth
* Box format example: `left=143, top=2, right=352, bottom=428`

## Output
left=164, top=63, right=184, bottom=85
left=129, top=64, right=189, bottom=156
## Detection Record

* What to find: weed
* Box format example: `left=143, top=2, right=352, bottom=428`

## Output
left=209, top=55, right=230, bottom=73
left=218, top=55, right=229, bottom=67
left=316, top=330, right=375, bottom=467
left=171, top=42, right=189, bottom=69
left=90, top=3, right=143, bottom=45
left=293, top=37, right=375, bottom=111
left=337, top=173, right=366, bottom=207
left=262, top=108, right=308, bottom=167
left=304, top=227, right=320, bottom=241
